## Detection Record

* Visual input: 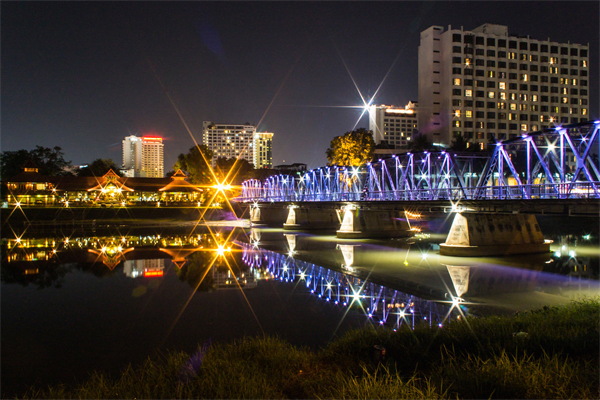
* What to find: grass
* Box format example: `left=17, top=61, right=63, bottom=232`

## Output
left=21, top=299, right=600, bottom=399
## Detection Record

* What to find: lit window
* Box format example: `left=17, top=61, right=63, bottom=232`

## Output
left=488, top=91, right=496, bottom=98
left=532, top=94, right=538, bottom=102
left=572, top=79, right=578, bottom=85
left=453, top=78, right=461, bottom=85
left=488, top=71, right=495, bottom=78
left=465, top=89, right=473, bottom=97
left=521, top=124, right=528, bottom=131
left=454, top=120, right=461, bottom=127
left=582, top=60, right=587, bottom=67
left=499, top=82, right=506, bottom=90
left=510, top=103, right=517, bottom=110
left=521, top=74, right=528, bottom=82
left=562, top=97, right=568, bottom=104
left=500, top=92, right=507, bottom=100
left=465, top=58, right=472, bottom=66
left=582, top=108, right=588, bottom=115
left=454, top=110, right=461, bottom=117
left=466, top=110, right=472, bottom=118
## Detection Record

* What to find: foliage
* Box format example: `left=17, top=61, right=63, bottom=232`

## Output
left=407, top=133, right=434, bottom=152
left=326, top=128, right=375, bottom=166
left=1, top=146, right=72, bottom=179
left=173, top=145, right=214, bottom=185
left=77, top=159, right=122, bottom=177
left=214, top=157, right=254, bottom=185
left=24, top=300, right=599, bottom=399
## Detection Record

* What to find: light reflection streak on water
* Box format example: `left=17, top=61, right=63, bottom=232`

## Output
left=238, top=241, right=454, bottom=330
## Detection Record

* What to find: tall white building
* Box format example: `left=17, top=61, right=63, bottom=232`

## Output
left=202, top=121, right=274, bottom=168
left=368, top=102, right=419, bottom=149
left=121, top=135, right=164, bottom=178
left=418, top=23, right=590, bottom=148
left=253, top=132, right=274, bottom=169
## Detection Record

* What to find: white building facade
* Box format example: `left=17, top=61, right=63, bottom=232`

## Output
left=418, top=23, right=590, bottom=149
left=121, top=135, right=164, bottom=178
left=253, top=132, right=274, bottom=169
left=202, top=121, right=273, bottom=168
left=368, top=102, right=419, bottom=149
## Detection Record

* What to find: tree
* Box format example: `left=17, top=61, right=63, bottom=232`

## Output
left=77, top=159, right=122, bottom=177
left=326, top=128, right=375, bottom=166
left=173, top=145, right=214, bottom=184
left=407, top=133, right=434, bottom=152
left=0, top=146, right=72, bottom=179
left=449, top=133, right=475, bottom=151
left=214, top=157, right=254, bottom=184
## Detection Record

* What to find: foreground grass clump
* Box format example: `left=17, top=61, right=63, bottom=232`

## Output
left=24, top=300, right=599, bottom=399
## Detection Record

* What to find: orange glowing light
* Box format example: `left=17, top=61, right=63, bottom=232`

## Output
left=144, top=270, right=164, bottom=277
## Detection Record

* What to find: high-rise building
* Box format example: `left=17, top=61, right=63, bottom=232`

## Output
left=202, top=121, right=274, bottom=168
left=368, top=102, right=419, bottom=149
left=253, top=132, right=274, bottom=169
left=121, top=135, right=164, bottom=177
left=418, top=23, right=590, bottom=149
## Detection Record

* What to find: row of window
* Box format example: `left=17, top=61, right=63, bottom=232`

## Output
left=452, top=110, right=588, bottom=122
left=452, top=48, right=588, bottom=63
left=452, top=119, right=586, bottom=138
left=453, top=90, right=588, bottom=105
left=450, top=34, right=587, bottom=57
left=453, top=77, right=587, bottom=88
left=453, top=99, right=588, bottom=112
left=452, top=57, right=588, bottom=73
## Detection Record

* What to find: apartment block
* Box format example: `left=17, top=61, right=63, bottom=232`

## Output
left=368, top=102, right=419, bottom=149
left=122, top=135, right=164, bottom=178
left=202, top=121, right=274, bottom=168
left=418, top=23, right=590, bottom=149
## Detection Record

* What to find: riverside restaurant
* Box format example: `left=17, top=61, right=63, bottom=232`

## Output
left=2, top=167, right=206, bottom=207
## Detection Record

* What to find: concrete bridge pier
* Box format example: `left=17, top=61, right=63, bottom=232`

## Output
left=249, top=203, right=288, bottom=226
left=283, top=204, right=340, bottom=230
left=336, top=205, right=413, bottom=239
left=440, top=213, right=551, bottom=256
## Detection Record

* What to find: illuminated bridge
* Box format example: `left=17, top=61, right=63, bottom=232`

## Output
left=240, top=121, right=599, bottom=203
left=236, top=121, right=599, bottom=247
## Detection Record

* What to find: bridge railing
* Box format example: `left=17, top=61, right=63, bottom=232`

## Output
left=239, top=121, right=599, bottom=203
left=236, top=181, right=600, bottom=202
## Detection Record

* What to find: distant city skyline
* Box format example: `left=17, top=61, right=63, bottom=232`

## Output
left=2, top=1, right=598, bottom=170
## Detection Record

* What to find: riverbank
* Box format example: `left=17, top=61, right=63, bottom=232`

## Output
left=22, top=299, right=599, bottom=399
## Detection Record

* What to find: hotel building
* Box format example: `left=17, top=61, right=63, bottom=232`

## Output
left=253, top=131, right=274, bottom=169
left=122, top=135, right=164, bottom=178
left=202, top=121, right=274, bottom=168
left=368, top=102, right=419, bottom=149
left=418, top=23, right=590, bottom=149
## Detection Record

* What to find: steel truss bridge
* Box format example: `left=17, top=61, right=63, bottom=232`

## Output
left=240, top=121, right=600, bottom=202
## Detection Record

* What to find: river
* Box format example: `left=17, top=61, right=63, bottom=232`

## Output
left=1, top=214, right=598, bottom=397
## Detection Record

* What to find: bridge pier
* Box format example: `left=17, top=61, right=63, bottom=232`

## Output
left=283, top=205, right=340, bottom=230
left=336, top=205, right=412, bottom=239
left=249, top=203, right=288, bottom=226
left=440, top=213, right=551, bottom=256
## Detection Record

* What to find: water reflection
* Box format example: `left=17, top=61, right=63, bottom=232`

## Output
left=1, top=230, right=255, bottom=293
left=243, top=226, right=599, bottom=315
left=239, top=238, right=460, bottom=330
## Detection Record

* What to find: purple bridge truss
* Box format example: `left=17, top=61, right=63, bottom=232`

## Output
left=240, top=121, right=600, bottom=202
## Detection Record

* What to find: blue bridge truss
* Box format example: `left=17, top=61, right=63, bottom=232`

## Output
left=240, top=121, right=600, bottom=202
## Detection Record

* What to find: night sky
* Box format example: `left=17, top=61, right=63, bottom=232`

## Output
left=2, top=1, right=598, bottom=170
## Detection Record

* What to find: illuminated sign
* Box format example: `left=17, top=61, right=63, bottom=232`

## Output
left=143, top=270, right=164, bottom=277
